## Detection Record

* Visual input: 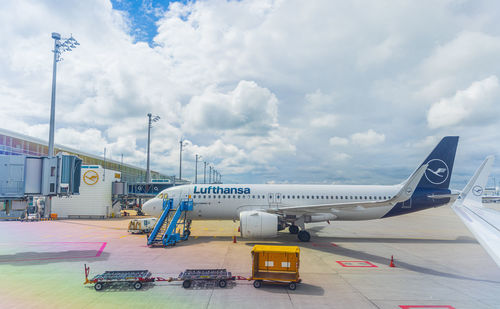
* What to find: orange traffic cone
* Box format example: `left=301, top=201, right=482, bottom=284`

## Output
left=389, top=255, right=395, bottom=267
left=233, top=236, right=237, bottom=243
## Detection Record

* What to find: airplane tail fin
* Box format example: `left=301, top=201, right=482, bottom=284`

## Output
left=415, top=136, right=459, bottom=190
left=459, top=156, right=495, bottom=207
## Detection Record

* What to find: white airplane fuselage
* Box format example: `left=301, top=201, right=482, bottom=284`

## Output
left=143, top=183, right=434, bottom=221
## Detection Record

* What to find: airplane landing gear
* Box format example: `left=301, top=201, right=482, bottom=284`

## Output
left=289, top=225, right=299, bottom=234
left=297, top=230, right=311, bottom=242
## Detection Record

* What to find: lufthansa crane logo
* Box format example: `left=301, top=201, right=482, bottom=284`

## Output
left=472, top=185, right=483, bottom=196
left=83, top=170, right=99, bottom=185
left=424, top=159, right=449, bottom=185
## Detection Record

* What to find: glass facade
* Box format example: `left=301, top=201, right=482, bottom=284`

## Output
left=0, top=129, right=169, bottom=183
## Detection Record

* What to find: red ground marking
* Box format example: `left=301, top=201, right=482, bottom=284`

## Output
left=336, top=260, right=378, bottom=267
left=0, top=242, right=107, bottom=262
left=399, top=305, right=455, bottom=309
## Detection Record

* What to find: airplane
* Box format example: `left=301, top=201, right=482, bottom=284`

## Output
left=451, top=156, right=500, bottom=268
left=143, top=136, right=459, bottom=242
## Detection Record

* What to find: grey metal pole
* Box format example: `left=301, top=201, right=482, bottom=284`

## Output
left=204, top=162, right=207, bottom=184
left=195, top=154, right=199, bottom=184
left=146, top=113, right=152, bottom=183
left=179, top=139, right=183, bottom=181
left=209, top=166, right=212, bottom=184
left=48, top=34, right=59, bottom=157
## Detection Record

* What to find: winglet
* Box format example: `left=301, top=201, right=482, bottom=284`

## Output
left=459, top=156, right=495, bottom=207
left=391, top=164, right=428, bottom=203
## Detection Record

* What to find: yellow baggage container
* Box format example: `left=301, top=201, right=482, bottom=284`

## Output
left=251, top=245, right=300, bottom=290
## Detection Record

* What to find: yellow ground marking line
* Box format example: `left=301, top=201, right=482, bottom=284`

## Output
left=119, top=235, right=130, bottom=239
left=194, top=236, right=199, bottom=239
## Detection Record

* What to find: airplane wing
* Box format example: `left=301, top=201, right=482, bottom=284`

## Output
left=451, top=155, right=500, bottom=268
left=268, top=164, right=428, bottom=214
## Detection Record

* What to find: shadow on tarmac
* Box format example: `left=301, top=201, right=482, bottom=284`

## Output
left=0, top=250, right=110, bottom=266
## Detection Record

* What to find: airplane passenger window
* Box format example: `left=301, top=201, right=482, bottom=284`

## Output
left=349, top=196, right=352, bottom=199
left=339, top=196, right=342, bottom=199
left=321, top=196, right=324, bottom=199
left=325, top=196, right=328, bottom=199
left=223, top=195, right=226, bottom=198
left=203, top=195, right=206, bottom=199
left=287, top=195, right=290, bottom=199
left=311, top=196, right=314, bottom=199
left=252, top=195, right=255, bottom=198
left=307, top=196, right=310, bottom=199
left=302, top=195, right=305, bottom=199
left=316, top=196, right=319, bottom=199
left=218, top=195, right=221, bottom=199
left=355, top=196, right=357, bottom=199
left=238, top=196, right=241, bottom=199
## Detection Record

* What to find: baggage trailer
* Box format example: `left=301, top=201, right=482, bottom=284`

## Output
left=250, top=245, right=301, bottom=290
left=180, top=269, right=232, bottom=289
left=84, top=264, right=155, bottom=291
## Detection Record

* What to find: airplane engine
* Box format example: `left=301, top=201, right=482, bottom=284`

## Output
left=239, top=210, right=278, bottom=238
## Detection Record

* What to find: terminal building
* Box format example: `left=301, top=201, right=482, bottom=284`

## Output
left=0, top=128, right=184, bottom=219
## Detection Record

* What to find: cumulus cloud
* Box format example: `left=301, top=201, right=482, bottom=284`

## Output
left=1, top=1, right=500, bottom=185
left=329, top=136, right=349, bottom=146
left=351, top=129, right=386, bottom=146
left=182, top=80, right=278, bottom=136
left=427, top=76, right=500, bottom=129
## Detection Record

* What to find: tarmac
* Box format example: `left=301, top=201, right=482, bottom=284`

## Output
left=0, top=205, right=499, bottom=309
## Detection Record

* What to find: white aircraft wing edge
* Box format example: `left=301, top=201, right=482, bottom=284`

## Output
left=451, top=155, right=500, bottom=268
left=269, top=163, right=428, bottom=214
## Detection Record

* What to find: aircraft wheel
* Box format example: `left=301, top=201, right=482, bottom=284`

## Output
left=289, top=225, right=299, bottom=234
left=297, top=230, right=311, bottom=242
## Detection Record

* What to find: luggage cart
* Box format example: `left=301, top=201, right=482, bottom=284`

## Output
left=179, top=269, right=232, bottom=289
left=84, top=264, right=155, bottom=291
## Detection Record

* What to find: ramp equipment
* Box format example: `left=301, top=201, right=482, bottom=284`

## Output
left=84, top=264, right=154, bottom=291
left=250, top=245, right=301, bottom=290
left=179, top=269, right=232, bottom=289
left=147, top=198, right=193, bottom=247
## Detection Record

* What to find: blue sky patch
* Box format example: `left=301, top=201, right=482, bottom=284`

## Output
left=111, top=0, right=190, bottom=45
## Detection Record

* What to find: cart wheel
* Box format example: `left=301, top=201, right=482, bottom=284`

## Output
left=183, top=280, right=191, bottom=289
left=288, top=282, right=297, bottom=290
left=218, top=280, right=227, bottom=288
left=253, top=280, right=262, bottom=288
left=94, top=282, right=104, bottom=291
left=133, top=281, right=143, bottom=290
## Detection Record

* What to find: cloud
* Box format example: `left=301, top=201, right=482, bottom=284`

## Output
left=427, top=76, right=500, bottom=129
left=1, top=1, right=500, bottom=186
left=182, top=80, right=278, bottom=136
left=329, top=136, right=349, bottom=146
left=351, top=129, right=386, bottom=146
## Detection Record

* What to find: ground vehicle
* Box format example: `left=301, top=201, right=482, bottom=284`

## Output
left=251, top=245, right=301, bottom=290
left=128, top=218, right=157, bottom=234
left=180, top=269, right=232, bottom=288
left=84, top=264, right=154, bottom=291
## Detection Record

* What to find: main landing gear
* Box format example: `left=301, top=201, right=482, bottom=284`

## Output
left=289, top=225, right=310, bottom=242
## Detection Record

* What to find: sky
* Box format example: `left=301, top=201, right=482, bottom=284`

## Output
left=0, top=0, right=499, bottom=188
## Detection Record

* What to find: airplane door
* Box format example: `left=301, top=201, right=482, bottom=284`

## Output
left=268, top=193, right=282, bottom=208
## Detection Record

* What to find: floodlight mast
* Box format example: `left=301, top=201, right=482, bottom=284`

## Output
left=48, top=32, right=79, bottom=157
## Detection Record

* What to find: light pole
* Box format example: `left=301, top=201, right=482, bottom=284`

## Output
left=146, top=113, right=160, bottom=183
left=195, top=154, right=202, bottom=184
left=203, top=162, right=207, bottom=184
left=209, top=166, right=212, bottom=184
left=179, top=139, right=188, bottom=181
left=48, top=32, right=79, bottom=156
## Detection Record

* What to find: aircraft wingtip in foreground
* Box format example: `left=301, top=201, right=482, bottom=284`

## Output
left=452, top=156, right=500, bottom=268
left=144, top=136, right=460, bottom=242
